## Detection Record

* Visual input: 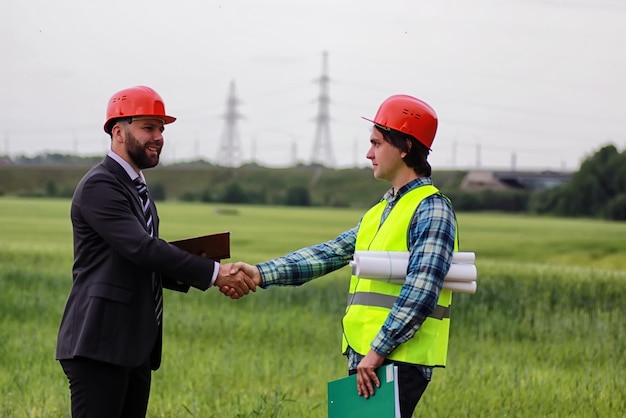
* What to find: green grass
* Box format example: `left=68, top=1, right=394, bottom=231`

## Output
left=0, top=197, right=625, bottom=417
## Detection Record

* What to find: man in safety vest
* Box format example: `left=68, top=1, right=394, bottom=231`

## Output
left=230, top=94, right=458, bottom=417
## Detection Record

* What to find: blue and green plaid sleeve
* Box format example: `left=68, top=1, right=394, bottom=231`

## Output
left=257, top=226, right=359, bottom=287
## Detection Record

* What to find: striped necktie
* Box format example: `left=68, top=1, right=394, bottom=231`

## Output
left=133, top=178, right=163, bottom=326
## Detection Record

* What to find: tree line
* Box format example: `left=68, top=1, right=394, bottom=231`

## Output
left=447, top=144, right=626, bottom=221
left=2, top=144, right=624, bottom=220
left=530, top=144, right=626, bottom=220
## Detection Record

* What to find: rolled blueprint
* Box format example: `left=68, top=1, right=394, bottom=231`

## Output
left=349, top=251, right=477, bottom=294
left=443, top=280, right=477, bottom=294
left=350, top=258, right=476, bottom=282
left=353, top=251, right=475, bottom=265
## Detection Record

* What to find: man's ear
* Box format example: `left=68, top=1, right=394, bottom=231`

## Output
left=111, top=123, right=124, bottom=144
left=405, top=139, right=413, bottom=152
left=400, top=138, right=413, bottom=159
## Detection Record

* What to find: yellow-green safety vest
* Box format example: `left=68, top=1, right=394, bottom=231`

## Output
left=341, top=184, right=458, bottom=367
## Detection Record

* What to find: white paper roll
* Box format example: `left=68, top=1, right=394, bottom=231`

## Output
left=349, top=250, right=478, bottom=293
left=352, top=261, right=476, bottom=283
left=353, top=251, right=475, bottom=264
left=351, top=255, right=408, bottom=280
left=443, top=280, right=477, bottom=294
left=451, top=252, right=475, bottom=264
left=350, top=261, right=476, bottom=294
left=445, top=264, right=477, bottom=282
left=351, top=255, right=476, bottom=282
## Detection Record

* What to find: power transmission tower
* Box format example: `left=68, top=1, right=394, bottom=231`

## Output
left=217, top=80, right=243, bottom=167
left=310, top=51, right=335, bottom=167
left=3, top=131, right=9, bottom=156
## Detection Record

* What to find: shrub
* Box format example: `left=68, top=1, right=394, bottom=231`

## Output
left=285, top=186, right=311, bottom=206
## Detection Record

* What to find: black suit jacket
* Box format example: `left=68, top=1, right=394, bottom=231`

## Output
left=56, top=156, right=215, bottom=370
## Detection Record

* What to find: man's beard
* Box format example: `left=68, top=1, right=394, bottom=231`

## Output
left=124, top=129, right=160, bottom=169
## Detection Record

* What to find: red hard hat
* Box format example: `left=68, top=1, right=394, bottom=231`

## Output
left=104, top=86, right=176, bottom=133
left=363, top=94, right=438, bottom=149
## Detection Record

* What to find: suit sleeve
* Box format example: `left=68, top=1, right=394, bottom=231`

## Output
left=76, top=172, right=215, bottom=291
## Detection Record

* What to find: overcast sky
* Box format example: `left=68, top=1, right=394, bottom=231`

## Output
left=2, top=0, right=625, bottom=170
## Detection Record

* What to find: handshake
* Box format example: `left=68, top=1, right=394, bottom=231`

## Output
left=214, top=262, right=261, bottom=299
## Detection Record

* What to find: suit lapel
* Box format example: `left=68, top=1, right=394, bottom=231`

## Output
left=102, top=157, right=148, bottom=230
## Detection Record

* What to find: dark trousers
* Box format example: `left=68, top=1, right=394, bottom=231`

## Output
left=350, top=362, right=429, bottom=418
left=60, top=357, right=152, bottom=418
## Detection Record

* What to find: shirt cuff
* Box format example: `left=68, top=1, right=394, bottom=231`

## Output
left=370, top=331, right=399, bottom=357
left=210, top=261, right=219, bottom=286
left=256, top=261, right=280, bottom=287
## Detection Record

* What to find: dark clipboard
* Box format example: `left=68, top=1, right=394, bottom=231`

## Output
left=169, top=231, right=230, bottom=260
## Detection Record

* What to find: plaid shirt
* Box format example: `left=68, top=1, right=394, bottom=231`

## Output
left=257, top=177, right=457, bottom=380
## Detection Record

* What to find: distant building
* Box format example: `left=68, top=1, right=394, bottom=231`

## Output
left=460, top=170, right=572, bottom=191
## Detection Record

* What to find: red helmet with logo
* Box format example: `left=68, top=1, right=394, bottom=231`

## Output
left=104, top=86, right=176, bottom=134
left=363, top=94, right=438, bottom=149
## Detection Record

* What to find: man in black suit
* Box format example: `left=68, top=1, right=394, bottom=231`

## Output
left=56, top=85, right=255, bottom=417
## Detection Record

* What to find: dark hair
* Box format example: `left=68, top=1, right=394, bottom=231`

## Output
left=374, top=125, right=431, bottom=177
left=105, top=117, right=133, bottom=137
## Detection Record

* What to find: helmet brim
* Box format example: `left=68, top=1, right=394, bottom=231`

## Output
left=361, top=116, right=391, bottom=131
left=103, top=115, right=176, bottom=134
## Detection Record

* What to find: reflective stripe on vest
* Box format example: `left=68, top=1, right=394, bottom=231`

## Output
left=341, top=184, right=458, bottom=367
left=347, top=291, right=451, bottom=320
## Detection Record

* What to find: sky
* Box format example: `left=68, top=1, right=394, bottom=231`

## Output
left=2, top=0, right=625, bottom=171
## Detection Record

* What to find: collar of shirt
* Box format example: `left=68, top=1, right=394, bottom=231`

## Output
left=107, top=150, right=145, bottom=183
left=379, top=177, right=433, bottom=225
left=382, top=177, right=433, bottom=205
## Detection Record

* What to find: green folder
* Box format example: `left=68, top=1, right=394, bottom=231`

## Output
left=327, top=364, right=400, bottom=418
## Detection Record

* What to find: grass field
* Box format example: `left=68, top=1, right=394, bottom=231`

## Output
left=0, top=197, right=625, bottom=417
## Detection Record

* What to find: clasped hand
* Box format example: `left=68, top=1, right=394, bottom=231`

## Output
left=215, top=262, right=261, bottom=299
